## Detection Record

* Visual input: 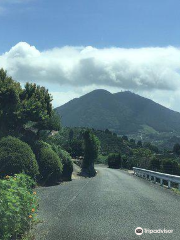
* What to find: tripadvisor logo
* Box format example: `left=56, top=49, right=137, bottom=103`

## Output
left=135, top=227, right=143, bottom=235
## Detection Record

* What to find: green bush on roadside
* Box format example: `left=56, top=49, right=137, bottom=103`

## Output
left=0, top=174, right=38, bottom=240
left=108, top=153, right=122, bottom=169
left=96, top=154, right=108, bottom=164
left=60, top=149, right=73, bottom=181
left=0, top=136, right=39, bottom=179
left=34, top=141, right=63, bottom=185
left=51, top=144, right=73, bottom=181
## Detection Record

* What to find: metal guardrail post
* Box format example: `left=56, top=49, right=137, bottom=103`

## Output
left=153, top=177, right=156, bottom=184
left=160, top=179, right=163, bottom=186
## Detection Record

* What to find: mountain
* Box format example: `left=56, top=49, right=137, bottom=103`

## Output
left=55, top=89, right=180, bottom=135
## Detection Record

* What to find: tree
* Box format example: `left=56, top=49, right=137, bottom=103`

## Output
left=108, top=153, right=121, bottom=169
left=70, top=139, right=84, bottom=158
left=20, top=83, right=53, bottom=130
left=0, top=69, right=60, bottom=139
left=137, top=140, right=142, bottom=147
left=130, top=139, right=135, bottom=144
left=162, top=159, right=179, bottom=175
left=82, top=130, right=100, bottom=176
left=122, top=135, right=128, bottom=141
left=150, top=157, right=161, bottom=171
left=173, top=143, right=180, bottom=155
left=43, top=111, right=61, bottom=131
left=69, top=129, right=74, bottom=142
left=129, top=139, right=136, bottom=148
left=131, top=148, right=153, bottom=169
left=105, top=129, right=112, bottom=135
left=0, top=69, right=22, bottom=137
left=144, top=142, right=159, bottom=153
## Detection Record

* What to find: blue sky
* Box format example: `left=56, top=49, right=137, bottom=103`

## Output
left=0, top=0, right=180, bottom=52
left=0, top=0, right=180, bottom=111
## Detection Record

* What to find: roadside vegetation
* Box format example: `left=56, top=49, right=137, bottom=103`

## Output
left=0, top=69, right=73, bottom=239
left=82, top=130, right=100, bottom=176
left=0, top=174, right=38, bottom=240
left=54, top=127, right=180, bottom=175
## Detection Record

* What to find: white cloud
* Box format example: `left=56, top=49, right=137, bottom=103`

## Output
left=1, top=42, right=180, bottom=111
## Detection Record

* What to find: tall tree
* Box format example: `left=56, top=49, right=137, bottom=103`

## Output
left=82, top=130, right=100, bottom=176
left=150, top=157, right=161, bottom=171
left=137, top=140, right=142, bottom=147
left=162, top=159, right=179, bottom=175
left=0, top=69, right=60, bottom=138
left=173, top=143, right=180, bottom=155
left=69, top=129, right=74, bottom=142
left=0, top=69, right=22, bottom=136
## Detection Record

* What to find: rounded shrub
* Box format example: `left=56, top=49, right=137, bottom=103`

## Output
left=52, top=145, right=73, bottom=181
left=108, top=153, right=121, bottom=169
left=59, top=150, right=73, bottom=181
left=0, top=136, right=39, bottom=179
left=34, top=141, right=63, bottom=185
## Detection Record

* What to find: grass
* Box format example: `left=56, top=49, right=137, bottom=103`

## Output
left=171, top=188, right=180, bottom=195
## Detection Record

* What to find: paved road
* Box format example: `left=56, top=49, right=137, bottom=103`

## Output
left=35, top=165, right=180, bottom=240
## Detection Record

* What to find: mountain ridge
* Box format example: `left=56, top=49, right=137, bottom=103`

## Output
left=55, top=89, right=180, bottom=135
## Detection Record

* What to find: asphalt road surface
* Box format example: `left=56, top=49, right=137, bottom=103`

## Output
left=35, top=165, right=180, bottom=240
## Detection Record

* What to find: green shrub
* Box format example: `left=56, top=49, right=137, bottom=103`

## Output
left=0, top=174, right=38, bottom=240
left=108, top=153, right=121, bottom=169
left=162, top=159, right=179, bottom=175
left=34, top=141, right=63, bottom=185
left=51, top=144, right=73, bottom=181
left=0, top=136, right=39, bottom=179
left=96, top=154, right=108, bottom=164
left=149, top=157, right=161, bottom=171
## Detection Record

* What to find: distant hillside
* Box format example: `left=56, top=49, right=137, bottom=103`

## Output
left=55, top=89, right=180, bottom=135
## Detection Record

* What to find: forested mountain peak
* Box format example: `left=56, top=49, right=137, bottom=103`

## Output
left=56, top=90, right=180, bottom=135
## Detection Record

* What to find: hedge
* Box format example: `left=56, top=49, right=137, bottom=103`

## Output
left=51, top=144, right=73, bottom=181
left=34, top=141, right=63, bottom=185
left=0, top=136, right=39, bottom=179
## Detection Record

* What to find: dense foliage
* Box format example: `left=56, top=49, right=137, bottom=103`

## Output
left=108, top=153, right=121, bottom=169
left=0, top=69, right=21, bottom=137
left=173, top=143, right=180, bottom=155
left=0, top=69, right=60, bottom=139
left=51, top=144, right=73, bottom=181
left=0, top=69, right=75, bottom=239
left=55, top=127, right=180, bottom=176
left=0, top=136, right=39, bottom=179
left=34, top=141, right=63, bottom=185
left=59, top=150, right=73, bottom=181
left=47, top=128, right=84, bottom=158
left=82, top=130, right=100, bottom=176
left=0, top=174, right=38, bottom=240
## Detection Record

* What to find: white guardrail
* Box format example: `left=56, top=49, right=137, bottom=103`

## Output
left=133, top=167, right=180, bottom=190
